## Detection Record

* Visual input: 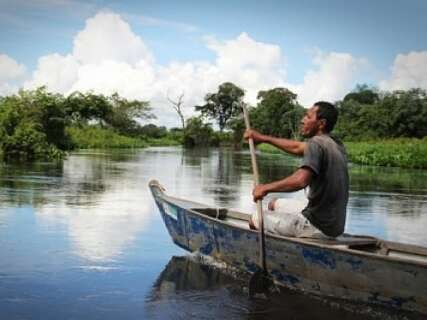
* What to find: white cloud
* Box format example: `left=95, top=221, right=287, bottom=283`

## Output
left=289, top=50, right=366, bottom=106
left=0, top=82, right=17, bottom=96
left=36, top=156, right=153, bottom=262
left=0, top=54, right=26, bottom=95
left=70, top=59, right=156, bottom=99
left=73, top=11, right=153, bottom=65
left=25, top=53, right=79, bottom=93
left=20, top=10, right=365, bottom=126
left=0, top=54, right=26, bottom=81
left=380, top=51, right=427, bottom=91
left=204, top=33, right=287, bottom=102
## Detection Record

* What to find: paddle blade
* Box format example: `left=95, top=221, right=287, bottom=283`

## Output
left=248, top=269, right=274, bottom=298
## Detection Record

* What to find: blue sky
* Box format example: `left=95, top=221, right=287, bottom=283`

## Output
left=1, top=0, right=426, bottom=126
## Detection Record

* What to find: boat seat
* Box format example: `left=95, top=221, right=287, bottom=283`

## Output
left=303, top=234, right=378, bottom=247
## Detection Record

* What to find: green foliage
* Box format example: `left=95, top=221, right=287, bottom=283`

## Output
left=211, top=131, right=234, bottom=146
left=195, top=82, right=244, bottom=132
left=250, top=88, right=304, bottom=139
left=335, top=87, right=427, bottom=140
left=168, top=127, right=184, bottom=143
left=226, top=88, right=304, bottom=147
left=64, top=91, right=155, bottom=137
left=345, top=139, right=427, bottom=169
left=0, top=88, right=157, bottom=161
left=183, top=116, right=215, bottom=147
left=259, top=138, right=427, bottom=169
left=0, top=87, right=68, bottom=161
left=139, top=124, right=168, bottom=139
left=1, top=122, right=64, bottom=160
left=343, top=84, right=379, bottom=105
left=65, top=91, right=112, bottom=124
left=103, top=93, right=154, bottom=136
left=2, top=83, right=426, bottom=169
left=227, top=115, right=246, bottom=147
left=67, top=126, right=147, bottom=149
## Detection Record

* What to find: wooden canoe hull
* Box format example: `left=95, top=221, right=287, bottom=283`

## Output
left=149, top=180, right=427, bottom=315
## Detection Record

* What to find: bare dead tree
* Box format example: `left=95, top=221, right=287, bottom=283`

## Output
left=166, top=90, right=186, bottom=131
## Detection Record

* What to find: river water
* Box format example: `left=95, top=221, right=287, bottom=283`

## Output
left=0, top=146, right=426, bottom=320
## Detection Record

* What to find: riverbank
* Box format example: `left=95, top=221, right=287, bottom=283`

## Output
left=0, top=127, right=180, bottom=161
left=258, top=138, right=427, bottom=169
left=67, top=126, right=180, bottom=149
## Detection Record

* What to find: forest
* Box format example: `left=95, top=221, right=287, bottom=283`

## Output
left=0, top=84, right=426, bottom=168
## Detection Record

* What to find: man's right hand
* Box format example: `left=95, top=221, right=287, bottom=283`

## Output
left=244, top=129, right=266, bottom=143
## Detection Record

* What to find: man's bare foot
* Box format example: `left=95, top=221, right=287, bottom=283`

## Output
left=268, top=197, right=277, bottom=211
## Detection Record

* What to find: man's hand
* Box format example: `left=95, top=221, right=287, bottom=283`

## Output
left=244, top=129, right=266, bottom=144
left=253, top=184, right=269, bottom=202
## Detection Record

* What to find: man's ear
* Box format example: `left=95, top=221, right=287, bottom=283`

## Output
left=318, top=118, right=327, bottom=131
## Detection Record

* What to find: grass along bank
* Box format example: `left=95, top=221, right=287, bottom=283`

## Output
left=257, top=138, right=427, bottom=169
left=67, top=126, right=180, bottom=149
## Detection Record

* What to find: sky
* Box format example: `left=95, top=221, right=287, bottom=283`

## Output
left=1, top=0, right=426, bottom=127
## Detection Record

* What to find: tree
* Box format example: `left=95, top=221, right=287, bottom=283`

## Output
left=195, top=82, right=244, bottom=132
left=103, top=93, right=155, bottom=136
left=166, top=91, right=186, bottom=131
left=139, top=124, right=167, bottom=138
left=343, top=84, right=379, bottom=105
left=0, top=87, right=68, bottom=160
left=65, top=92, right=111, bottom=125
left=182, top=116, right=214, bottom=147
left=250, top=87, right=304, bottom=138
left=336, top=87, right=427, bottom=140
left=380, top=89, right=427, bottom=138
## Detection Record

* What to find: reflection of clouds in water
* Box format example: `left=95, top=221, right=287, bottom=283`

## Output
left=36, top=153, right=153, bottom=263
left=347, top=192, right=427, bottom=246
left=386, top=212, right=427, bottom=246
left=38, top=190, right=150, bottom=263
left=384, top=195, right=427, bottom=246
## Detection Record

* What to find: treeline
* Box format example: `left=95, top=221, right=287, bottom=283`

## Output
left=182, top=84, right=304, bottom=147
left=189, top=83, right=427, bottom=143
left=184, top=82, right=427, bottom=168
left=1, top=83, right=427, bottom=167
left=336, top=85, right=427, bottom=140
left=0, top=87, right=178, bottom=161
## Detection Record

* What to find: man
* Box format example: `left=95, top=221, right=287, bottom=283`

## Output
left=244, top=101, right=349, bottom=238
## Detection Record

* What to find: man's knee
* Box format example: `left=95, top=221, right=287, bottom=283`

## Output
left=268, top=197, right=277, bottom=211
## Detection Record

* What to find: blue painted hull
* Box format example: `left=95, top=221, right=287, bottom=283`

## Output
left=149, top=180, right=427, bottom=315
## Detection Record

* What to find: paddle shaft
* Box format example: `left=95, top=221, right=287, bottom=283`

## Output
left=242, top=104, right=267, bottom=271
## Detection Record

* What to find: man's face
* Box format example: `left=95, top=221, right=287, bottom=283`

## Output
left=300, top=106, right=323, bottom=138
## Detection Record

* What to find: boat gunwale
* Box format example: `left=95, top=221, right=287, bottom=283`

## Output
left=151, top=182, right=427, bottom=268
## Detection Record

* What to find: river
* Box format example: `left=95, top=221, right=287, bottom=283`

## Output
left=0, top=146, right=426, bottom=319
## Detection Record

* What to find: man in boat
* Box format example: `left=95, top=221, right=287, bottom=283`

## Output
left=244, top=101, right=348, bottom=238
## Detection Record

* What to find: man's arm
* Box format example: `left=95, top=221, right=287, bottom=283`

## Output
left=244, top=129, right=306, bottom=156
left=252, top=168, right=313, bottom=202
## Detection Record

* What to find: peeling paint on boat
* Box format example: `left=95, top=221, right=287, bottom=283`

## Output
left=149, top=180, right=427, bottom=316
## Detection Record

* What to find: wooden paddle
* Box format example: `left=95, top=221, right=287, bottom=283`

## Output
left=241, top=103, right=274, bottom=297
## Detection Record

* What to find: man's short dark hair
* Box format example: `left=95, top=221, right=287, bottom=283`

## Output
left=314, top=101, right=338, bottom=133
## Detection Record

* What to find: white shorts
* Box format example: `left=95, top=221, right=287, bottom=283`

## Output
left=254, top=198, right=323, bottom=238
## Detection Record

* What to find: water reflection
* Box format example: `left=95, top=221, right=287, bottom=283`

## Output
left=0, top=151, right=155, bottom=263
left=38, top=152, right=154, bottom=262
left=145, top=256, right=418, bottom=320
left=350, top=165, right=427, bottom=194
left=0, top=147, right=427, bottom=319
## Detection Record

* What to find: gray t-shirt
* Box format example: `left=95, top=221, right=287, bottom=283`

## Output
left=301, top=134, right=349, bottom=237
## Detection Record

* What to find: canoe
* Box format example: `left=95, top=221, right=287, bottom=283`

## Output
left=149, top=180, right=427, bottom=315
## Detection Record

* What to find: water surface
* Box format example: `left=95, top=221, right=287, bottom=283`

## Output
left=0, top=147, right=426, bottom=319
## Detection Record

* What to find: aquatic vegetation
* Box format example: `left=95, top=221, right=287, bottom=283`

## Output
left=67, top=126, right=147, bottom=149
left=258, top=139, right=427, bottom=169
left=346, top=139, right=427, bottom=169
